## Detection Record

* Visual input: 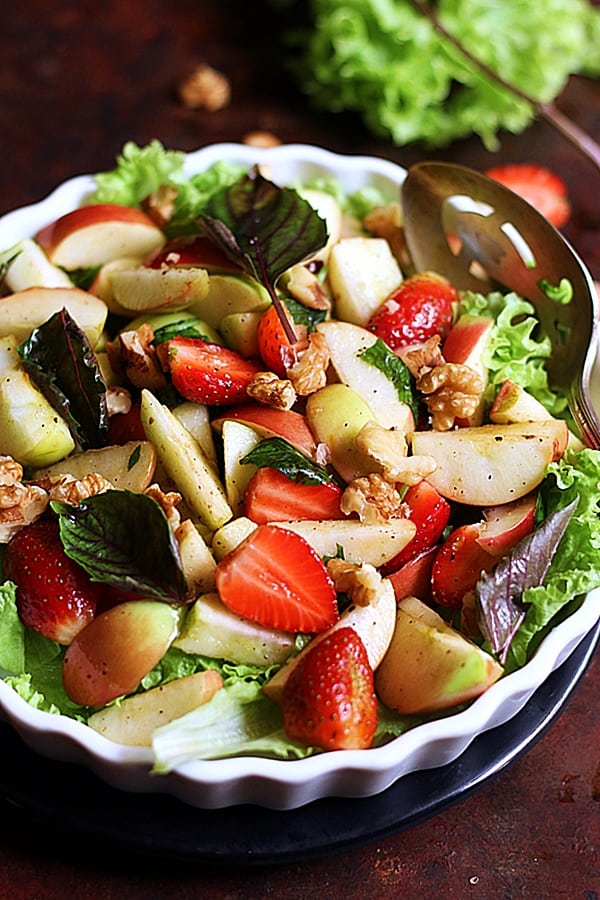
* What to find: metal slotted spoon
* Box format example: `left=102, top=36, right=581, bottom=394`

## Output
left=401, top=161, right=600, bottom=449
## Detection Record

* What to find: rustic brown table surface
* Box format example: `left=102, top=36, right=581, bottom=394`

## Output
left=1, top=2, right=599, bottom=897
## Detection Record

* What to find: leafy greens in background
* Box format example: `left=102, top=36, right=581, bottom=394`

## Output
left=270, top=0, right=600, bottom=149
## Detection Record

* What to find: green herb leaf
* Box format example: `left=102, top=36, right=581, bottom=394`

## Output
left=241, top=437, right=337, bottom=486
left=476, top=499, right=577, bottom=663
left=152, top=317, right=212, bottom=344
left=18, top=308, right=108, bottom=449
left=198, top=167, right=328, bottom=290
left=52, top=491, right=187, bottom=604
left=284, top=294, right=328, bottom=330
left=358, top=338, right=418, bottom=417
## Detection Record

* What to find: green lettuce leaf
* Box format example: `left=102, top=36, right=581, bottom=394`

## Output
left=272, top=0, right=600, bottom=149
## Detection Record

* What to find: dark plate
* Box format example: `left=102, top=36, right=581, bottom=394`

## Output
left=1, top=621, right=598, bottom=869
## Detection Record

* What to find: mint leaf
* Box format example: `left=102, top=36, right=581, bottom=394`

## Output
left=18, top=308, right=108, bottom=449
left=358, top=338, right=418, bottom=417
left=52, top=491, right=187, bottom=603
left=241, top=437, right=337, bottom=486
left=153, top=317, right=212, bottom=344
left=199, top=167, right=328, bottom=288
left=476, top=499, right=577, bottom=663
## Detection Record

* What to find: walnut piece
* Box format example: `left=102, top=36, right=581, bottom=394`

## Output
left=0, top=458, right=49, bottom=542
left=243, top=130, right=281, bottom=148
left=326, top=558, right=384, bottom=607
left=287, top=331, right=330, bottom=396
left=417, top=362, right=485, bottom=431
left=400, top=335, right=445, bottom=378
left=141, top=184, right=179, bottom=229
left=363, top=202, right=409, bottom=267
left=39, top=472, right=113, bottom=504
left=246, top=371, right=296, bottom=410
left=111, top=324, right=168, bottom=392
left=178, top=63, right=231, bottom=111
left=145, top=484, right=182, bottom=530
left=354, top=421, right=437, bottom=486
left=285, top=264, right=331, bottom=311
left=341, top=473, right=405, bottom=524
left=106, top=385, right=132, bottom=418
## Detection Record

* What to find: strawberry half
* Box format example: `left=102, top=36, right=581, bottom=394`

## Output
left=162, top=337, right=263, bottom=405
left=367, top=273, right=457, bottom=351
left=281, top=627, right=378, bottom=751
left=431, top=522, right=496, bottom=608
left=382, top=480, right=451, bottom=573
left=3, top=517, right=103, bottom=644
left=256, top=304, right=306, bottom=377
left=485, top=164, right=571, bottom=229
left=243, top=467, right=344, bottom=524
left=214, top=523, right=338, bottom=634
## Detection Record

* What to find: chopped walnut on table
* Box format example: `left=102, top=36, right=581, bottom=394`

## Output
left=341, top=473, right=405, bottom=524
left=286, top=331, right=330, bottom=396
left=0, top=457, right=49, bottom=542
left=417, top=362, right=485, bottom=431
left=246, top=371, right=297, bottom=410
left=354, top=420, right=437, bottom=486
left=178, top=63, right=231, bottom=111
left=326, top=558, right=384, bottom=607
left=243, top=131, right=281, bottom=148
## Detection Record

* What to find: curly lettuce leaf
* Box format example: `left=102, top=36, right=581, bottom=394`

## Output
left=91, top=140, right=245, bottom=236
left=272, top=0, right=600, bottom=149
left=457, top=290, right=568, bottom=416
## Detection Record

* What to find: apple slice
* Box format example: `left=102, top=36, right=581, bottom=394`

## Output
left=317, top=320, right=415, bottom=431
left=212, top=403, right=318, bottom=459
left=375, top=596, right=503, bottom=714
left=221, top=419, right=261, bottom=515
left=442, top=314, right=494, bottom=425
left=36, top=203, right=165, bottom=268
left=387, top=545, right=437, bottom=603
left=489, top=379, right=553, bottom=424
left=411, top=420, right=568, bottom=505
left=0, top=286, right=107, bottom=345
left=145, top=233, right=242, bottom=273
left=305, top=383, right=380, bottom=482
left=478, top=492, right=537, bottom=556
left=272, top=518, right=416, bottom=568
left=62, top=600, right=180, bottom=707
left=88, top=669, right=223, bottom=746
left=328, top=237, right=403, bottom=325
left=108, top=266, right=210, bottom=313
left=0, top=238, right=73, bottom=291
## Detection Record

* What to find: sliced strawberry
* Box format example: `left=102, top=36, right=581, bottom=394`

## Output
left=256, top=304, right=306, bottom=377
left=484, top=164, right=571, bottom=229
left=243, top=467, right=344, bottom=524
left=281, top=626, right=378, bottom=751
left=382, top=480, right=451, bottom=573
left=214, top=523, right=338, bottom=634
left=162, top=337, right=263, bottom=405
left=367, top=273, right=457, bottom=351
left=3, top=517, right=103, bottom=644
left=431, top=522, right=496, bottom=608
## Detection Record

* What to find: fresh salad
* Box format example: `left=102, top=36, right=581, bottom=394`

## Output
left=0, top=141, right=599, bottom=773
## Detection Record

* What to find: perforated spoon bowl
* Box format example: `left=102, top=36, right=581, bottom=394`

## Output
left=401, top=161, right=600, bottom=448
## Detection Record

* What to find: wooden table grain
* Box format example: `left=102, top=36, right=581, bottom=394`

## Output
left=0, top=2, right=599, bottom=896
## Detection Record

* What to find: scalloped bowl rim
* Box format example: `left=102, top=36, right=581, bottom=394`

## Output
left=0, top=142, right=598, bottom=810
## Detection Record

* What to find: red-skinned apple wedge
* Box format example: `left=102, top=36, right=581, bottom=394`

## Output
left=212, top=403, right=318, bottom=459
left=477, top=492, right=537, bottom=556
left=410, top=420, right=568, bottom=505
left=144, top=234, right=242, bottom=273
left=36, top=203, right=165, bottom=268
left=442, top=314, right=494, bottom=425
left=0, top=286, right=107, bottom=345
left=375, top=596, right=503, bottom=714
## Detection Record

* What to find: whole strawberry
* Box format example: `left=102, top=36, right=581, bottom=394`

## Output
left=281, top=627, right=378, bottom=751
left=367, top=272, right=457, bottom=350
left=3, top=517, right=102, bottom=644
